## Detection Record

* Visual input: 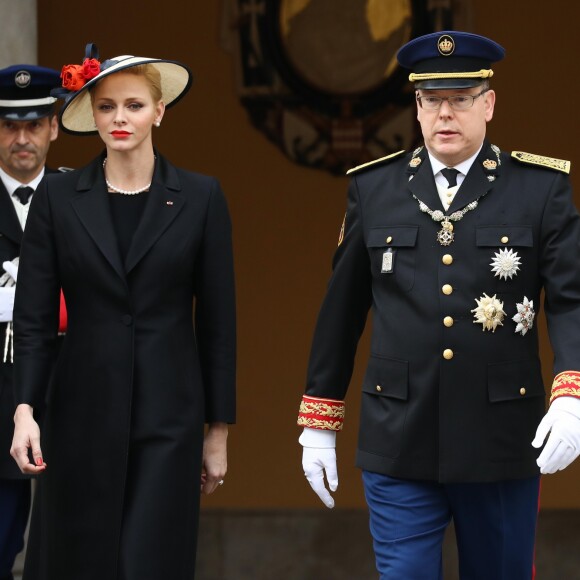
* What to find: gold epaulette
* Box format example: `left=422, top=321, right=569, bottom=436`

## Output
left=511, top=151, right=571, bottom=174
left=346, top=150, right=406, bottom=176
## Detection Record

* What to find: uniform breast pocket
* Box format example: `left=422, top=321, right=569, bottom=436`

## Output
left=367, top=226, right=418, bottom=292
left=475, top=225, right=533, bottom=292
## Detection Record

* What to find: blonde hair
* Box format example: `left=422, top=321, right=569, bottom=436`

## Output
left=89, top=64, right=163, bottom=103
left=123, top=64, right=163, bottom=102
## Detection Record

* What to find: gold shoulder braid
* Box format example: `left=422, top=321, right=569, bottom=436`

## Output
left=511, top=151, right=571, bottom=174
left=346, top=150, right=406, bottom=176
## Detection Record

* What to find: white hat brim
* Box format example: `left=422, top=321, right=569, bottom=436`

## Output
left=59, top=56, right=192, bottom=135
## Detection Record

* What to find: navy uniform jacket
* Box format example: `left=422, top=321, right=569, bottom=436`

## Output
left=0, top=168, right=61, bottom=479
left=303, top=141, right=580, bottom=483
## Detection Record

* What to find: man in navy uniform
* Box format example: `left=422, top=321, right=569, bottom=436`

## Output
left=297, top=31, right=580, bottom=579
left=0, top=64, right=61, bottom=580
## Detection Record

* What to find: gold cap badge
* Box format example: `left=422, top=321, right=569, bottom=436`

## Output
left=438, top=35, right=455, bottom=56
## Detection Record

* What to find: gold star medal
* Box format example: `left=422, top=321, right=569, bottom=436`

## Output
left=471, top=293, right=506, bottom=332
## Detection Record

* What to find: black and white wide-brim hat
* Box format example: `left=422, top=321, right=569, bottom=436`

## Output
left=54, top=44, right=192, bottom=135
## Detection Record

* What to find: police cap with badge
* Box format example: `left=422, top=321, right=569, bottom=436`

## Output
left=397, top=30, right=505, bottom=89
left=0, top=64, right=61, bottom=121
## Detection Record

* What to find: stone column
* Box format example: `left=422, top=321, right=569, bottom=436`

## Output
left=0, top=0, right=37, bottom=66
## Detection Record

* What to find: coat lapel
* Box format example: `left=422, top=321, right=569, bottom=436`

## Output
left=407, top=151, right=444, bottom=212
left=448, top=141, right=499, bottom=213
left=0, top=180, right=23, bottom=245
left=70, top=155, right=126, bottom=280
left=125, top=154, right=184, bottom=274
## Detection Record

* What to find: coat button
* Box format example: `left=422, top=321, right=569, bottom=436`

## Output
left=443, top=316, right=454, bottom=327
left=442, top=254, right=453, bottom=265
left=443, top=349, right=454, bottom=360
left=121, top=314, right=133, bottom=326
left=520, top=387, right=526, bottom=396
left=442, top=284, right=453, bottom=295
left=386, top=236, right=392, bottom=244
left=376, top=385, right=382, bottom=392
left=501, top=236, right=509, bottom=244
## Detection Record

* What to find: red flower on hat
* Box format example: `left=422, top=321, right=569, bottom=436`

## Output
left=61, top=65, right=86, bottom=91
left=60, top=58, right=101, bottom=92
left=82, top=58, right=100, bottom=80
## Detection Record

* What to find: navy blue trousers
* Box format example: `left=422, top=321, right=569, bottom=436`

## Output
left=363, top=471, right=540, bottom=580
left=0, top=479, right=30, bottom=579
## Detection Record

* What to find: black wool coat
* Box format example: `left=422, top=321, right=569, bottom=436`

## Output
left=305, top=142, right=580, bottom=483
left=13, top=152, right=236, bottom=580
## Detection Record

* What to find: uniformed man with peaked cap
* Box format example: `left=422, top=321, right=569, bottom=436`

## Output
left=0, top=64, right=62, bottom=580
left=297, top=30, right=580, bottom=579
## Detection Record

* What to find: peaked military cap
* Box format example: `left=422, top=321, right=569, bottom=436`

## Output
left=0, top=64, right=61, bottom=120
left=397, top=31, right=505, bottom=89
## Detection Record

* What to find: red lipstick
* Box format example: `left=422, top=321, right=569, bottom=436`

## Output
left=111, top=131, right=131, bottom=138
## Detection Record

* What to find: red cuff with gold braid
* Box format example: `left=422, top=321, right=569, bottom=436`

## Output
left=550, top=371, right=580, bottom=403
left=297, top=395, right=345, bottom=431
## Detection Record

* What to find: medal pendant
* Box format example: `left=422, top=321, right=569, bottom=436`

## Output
left=437, top=220, right=454, bottom=246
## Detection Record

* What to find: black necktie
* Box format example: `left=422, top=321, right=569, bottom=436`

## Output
left=441, top=168, right=459, bottom=188
left=14, top=186, right=34, bottom=205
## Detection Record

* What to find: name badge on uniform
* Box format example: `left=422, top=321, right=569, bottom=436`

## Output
left=381, top=249, right=395, bottom=273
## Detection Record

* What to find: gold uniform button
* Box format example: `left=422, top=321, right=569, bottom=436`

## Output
left=442, top=254, right=453, bottom=265
left=520, top=387, right=526, bottom=396
left=386, top=236, right=392, bottom=244
left=443, top=349, right=454, bottom=360
left=376, top=385, right=382, bottom=393
left=501, top=236, right=509, bottom=244
left=442, top=284, right=453, bottom=295
left=443, top=316, right=454, bottom=327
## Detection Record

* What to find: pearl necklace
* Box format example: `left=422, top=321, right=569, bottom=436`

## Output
left=102, top=158, right=151, bottom=195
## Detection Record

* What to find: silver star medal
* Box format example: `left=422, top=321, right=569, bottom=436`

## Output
left=513, top=296, right=535, bottom=336
left=490, top=248, right=521, bottom=280
left=472, top=293, right=506, bottom=332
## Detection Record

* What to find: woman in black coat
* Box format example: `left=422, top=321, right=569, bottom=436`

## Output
left=10, top=45, right=236, bottom=580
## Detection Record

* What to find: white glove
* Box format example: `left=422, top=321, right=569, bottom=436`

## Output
left=0, top=287, right=15, bottom=322
left=300, top=427, right=338, bottom=509
left=532, top=396, right=580, bottom=474
left=0, top=258, right=19, bottom=287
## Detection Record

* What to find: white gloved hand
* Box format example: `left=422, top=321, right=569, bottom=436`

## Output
left=0, top=287, right=16, bottom=322
left=300, top=427, right=338, bottom=509
left=0, top=258, right=19, bottom=287
left=532, top=396, right=580, bottom=474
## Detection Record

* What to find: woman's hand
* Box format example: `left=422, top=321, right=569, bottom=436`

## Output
left=10, top=404, right=47, bottom=474
left=200, top=422, right=228, bottom=494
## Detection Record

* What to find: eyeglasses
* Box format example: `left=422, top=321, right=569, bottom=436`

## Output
left=416, top=89, right=489, bottom=110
